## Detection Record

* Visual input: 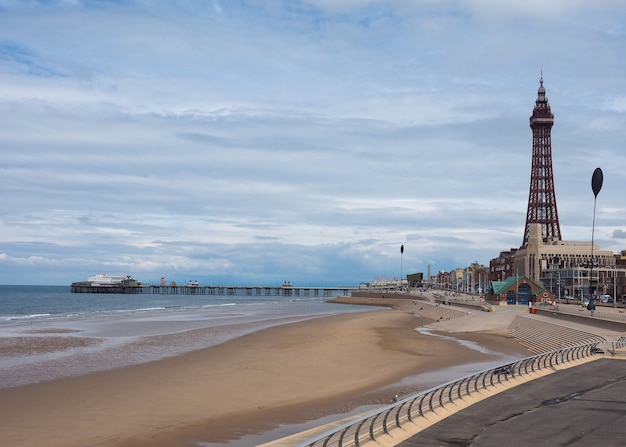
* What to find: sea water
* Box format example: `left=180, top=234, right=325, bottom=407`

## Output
left=0, top=285, right=357, bottom=322
left=0, top=285, right=369, bottom=388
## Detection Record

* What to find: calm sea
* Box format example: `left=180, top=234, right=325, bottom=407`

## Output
left=0, top=285, right=355, bottom=322
left=0, top=285, right=370, bottom=388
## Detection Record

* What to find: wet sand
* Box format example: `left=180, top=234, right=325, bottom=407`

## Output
left=0, top=299, right=527, bottom=447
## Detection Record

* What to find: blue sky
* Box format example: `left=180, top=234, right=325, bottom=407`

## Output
left=1, top=1, right=625, bottom=286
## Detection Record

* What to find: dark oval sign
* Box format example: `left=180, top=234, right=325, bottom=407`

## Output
left=591, top=168, right=603, bottom=198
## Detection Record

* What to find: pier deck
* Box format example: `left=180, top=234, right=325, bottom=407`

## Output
left=70, top=284, right=353, bottom=297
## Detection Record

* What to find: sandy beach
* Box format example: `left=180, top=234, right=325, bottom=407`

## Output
left=0, top=298, right=528, bottom=447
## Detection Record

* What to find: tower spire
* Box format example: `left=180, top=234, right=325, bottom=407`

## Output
left=522, top=76, right=562, bottom=246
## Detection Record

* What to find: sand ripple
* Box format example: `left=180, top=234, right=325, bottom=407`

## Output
left=0, top=336, right=103, bottom=357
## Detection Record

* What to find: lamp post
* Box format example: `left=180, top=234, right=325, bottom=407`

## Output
left=590, top=168, right=603, bottom=301
left=399, top=244, right=404, bottom=288
left=613, top=266, right=617, bottom=307
left=552, top=256, right=561, bottom=303
left=608, top=265, right=618, bottom=308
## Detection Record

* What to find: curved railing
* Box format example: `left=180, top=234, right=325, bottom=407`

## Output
left=584, top=308, right=626, bottom=323
left=296, top=342, right=601, bottom=447
left=604, top=336, right=626, bottom=356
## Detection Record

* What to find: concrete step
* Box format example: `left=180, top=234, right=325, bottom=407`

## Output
left=508, top=316, right=604, bottom=354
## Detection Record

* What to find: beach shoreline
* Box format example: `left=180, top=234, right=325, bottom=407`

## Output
left=0, top=298, right=528, bottom=447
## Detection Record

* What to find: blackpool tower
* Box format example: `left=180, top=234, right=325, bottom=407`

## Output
left=522, top=76, right=562, bottom=247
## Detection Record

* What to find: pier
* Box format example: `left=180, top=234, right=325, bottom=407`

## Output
left=70, top=283, right=353, bottom=297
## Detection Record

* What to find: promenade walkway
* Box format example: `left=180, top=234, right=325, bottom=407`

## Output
left=396, top=358, right=626, bottom=446
left=386, top=299, right=626, bottom=446
left=262, top=294, right=626, bottom=447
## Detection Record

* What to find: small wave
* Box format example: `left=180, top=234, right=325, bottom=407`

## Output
left=106, top=306, right=170, bottom=314
left=133, top=307, right=168, bottom=312
left=202, top=302, right=237, bottom=308
left=3, top=313, right=52, bottom=321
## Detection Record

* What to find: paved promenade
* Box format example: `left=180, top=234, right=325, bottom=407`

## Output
left=264, top=295, right=626, bottom=447
left=394, top=300, right=626, bottom=446
left=397, top=358, right=626, bottom=446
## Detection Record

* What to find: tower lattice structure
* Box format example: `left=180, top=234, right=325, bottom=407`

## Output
left=522, top=76, right=562, bottom=247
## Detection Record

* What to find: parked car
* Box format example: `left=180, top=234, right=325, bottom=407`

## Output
left=600, top=295, right=613, bottom=303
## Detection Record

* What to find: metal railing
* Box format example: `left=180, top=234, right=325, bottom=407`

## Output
left=550, top=303, right=626, bottom=324
left=610, top=336, right=626, bottom=352
left=432, top=292, right=493, bottom=312
left=586, top=309, right=626, bottom=323
left=297, top=342, right=601, bottom=447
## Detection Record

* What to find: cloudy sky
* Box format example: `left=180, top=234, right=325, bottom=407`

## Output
left=1, top=1, right=625, bottom=286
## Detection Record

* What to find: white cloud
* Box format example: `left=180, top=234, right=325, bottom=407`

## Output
left=0, top=1, right=625, bottom=285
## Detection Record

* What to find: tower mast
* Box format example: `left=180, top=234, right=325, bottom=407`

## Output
left=522, top=76, right=562, bottom=246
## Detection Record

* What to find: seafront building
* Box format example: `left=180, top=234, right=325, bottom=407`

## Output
left=487, top=77, right=626, bottom=302
left=373, top=78, right=625, bottom=304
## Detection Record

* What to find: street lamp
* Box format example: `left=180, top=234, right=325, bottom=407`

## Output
left=608, top=265, right=618, bottom=308
left=614, top=269, right=617, bottom=308
left=399, top=244, right=404, bottom=288
left=590, top=168, right=603, bottom=300
left=551, top=256, right=561, bottom=303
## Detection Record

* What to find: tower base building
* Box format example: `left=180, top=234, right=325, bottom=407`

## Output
left=512, top=224, right=617, bottom=300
